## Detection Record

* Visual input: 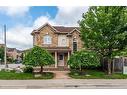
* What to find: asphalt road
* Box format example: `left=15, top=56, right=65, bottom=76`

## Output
left=0, top=79, right=127, bottom=89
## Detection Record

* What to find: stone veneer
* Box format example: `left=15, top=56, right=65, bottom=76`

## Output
left=33, top=25, right=83, bottom=50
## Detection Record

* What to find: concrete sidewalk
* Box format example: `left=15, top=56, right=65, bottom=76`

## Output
left=0, top=79, right=127, bottom=89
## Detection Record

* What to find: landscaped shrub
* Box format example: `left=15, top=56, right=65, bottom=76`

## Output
left=23, top=66, right=33, bottom=73
left=68, top=50, right=100, bottom=71
left=10, top=69, right=16, bottom=73
left=0, top=69, right=5, bottom=72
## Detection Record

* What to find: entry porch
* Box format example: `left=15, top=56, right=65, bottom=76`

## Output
left=43, top=47, right=71, bottom=70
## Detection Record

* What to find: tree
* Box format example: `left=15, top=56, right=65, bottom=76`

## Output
left=0, top=47, right=12, bottom=64
left=7, top=57, right=14, bottom=63
left=23, top=46, right=55, bottom=73
left=0, top=47, right=4, bottom=63
left=80, top=6, right=127, bottom=74
left=67, top=50, right=100, bottom=71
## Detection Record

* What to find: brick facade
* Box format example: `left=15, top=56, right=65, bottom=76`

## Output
left=31, top=23, right=84, bottom=69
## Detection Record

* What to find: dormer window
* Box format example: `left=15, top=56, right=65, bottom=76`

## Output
left=43, top=35, right=52, bottom=44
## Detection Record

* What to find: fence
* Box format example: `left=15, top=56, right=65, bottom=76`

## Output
left=112, top=57, right=127, bottom=73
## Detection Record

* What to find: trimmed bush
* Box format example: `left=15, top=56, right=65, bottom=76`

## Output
left=23, top=66, right=33, bottom=73
left=68, top=50, right=100, bottom=71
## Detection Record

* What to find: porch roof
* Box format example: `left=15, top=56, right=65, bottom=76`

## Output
left=42, top=47, right=72, bottom=52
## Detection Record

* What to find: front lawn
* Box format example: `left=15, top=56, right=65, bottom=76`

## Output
left=69, top=70, right=127, bottom=79
left=0, top=71, right=54, bottom=80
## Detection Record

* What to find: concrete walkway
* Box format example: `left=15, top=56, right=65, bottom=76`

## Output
left=53, top=71, right=71, bottom=79
left=0, top=79, right=127, bottom=89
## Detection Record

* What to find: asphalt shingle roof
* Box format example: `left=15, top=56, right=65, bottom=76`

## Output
left=53, top=26, right=79, bottom=33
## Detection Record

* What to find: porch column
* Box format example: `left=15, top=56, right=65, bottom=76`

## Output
left=68, top=51, right=70, bottom=68
left=55, top=51, right=57, bottom=68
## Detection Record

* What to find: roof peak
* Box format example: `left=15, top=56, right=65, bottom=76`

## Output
left=31, top=23, right=80, bottom=34
left=53, top=25, right=79, bottom=27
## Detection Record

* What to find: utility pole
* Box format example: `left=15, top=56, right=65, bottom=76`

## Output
left=4, top=25, right=7, bottom=68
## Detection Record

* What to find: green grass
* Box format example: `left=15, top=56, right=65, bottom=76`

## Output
left=34, top=72, right=54, bottom=79
left=69, top=70, right=127, bottom=79
left=0, top=71, right=54, bottom=80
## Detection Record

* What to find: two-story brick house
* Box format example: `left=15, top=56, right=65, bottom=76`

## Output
left=31, top=23, right=83, bottom=69
left=7, top=48, right=22, bottom=61
left=0, top=44, right=23, bottom=63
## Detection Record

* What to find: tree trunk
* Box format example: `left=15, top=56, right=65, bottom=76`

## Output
left=100, top=56, right=104, bottom=71
left=107, top=47, right=113, bottom=75
left=79, top=65, right=82, bottom=72
left=40, top=66, right=43, bottom=74
left=107, top=58, right=112, bottom=75
left=112, top=59, right=114, bottom=74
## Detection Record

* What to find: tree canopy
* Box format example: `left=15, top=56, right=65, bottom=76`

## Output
left=0, top=47, right=14, bottom=63
left=23, top=46, right=55, bottom=73
left=80, top=6, right=127, bottom=74
left=0, top=47, right=4, bottom=62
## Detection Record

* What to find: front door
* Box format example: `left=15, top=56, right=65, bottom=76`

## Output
left=58, top=53, right=64, bottom=66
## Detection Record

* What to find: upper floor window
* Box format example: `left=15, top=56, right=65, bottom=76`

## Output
left=43, top=35, right=52, bottom=44
left=58, top=35, right=68, bottom=47
left=73, top=37, right=77, bottom=52
left=61, top=39, right=66, bottom=45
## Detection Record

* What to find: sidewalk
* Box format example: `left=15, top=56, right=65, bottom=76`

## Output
left=0, top=79, right=127, bottom=89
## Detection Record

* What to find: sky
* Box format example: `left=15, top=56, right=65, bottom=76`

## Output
left=0, top=6, right=89, bottom=50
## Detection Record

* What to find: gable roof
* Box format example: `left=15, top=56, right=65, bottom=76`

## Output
left=31, top=23, right=80, bottom=35
left=53, top=26, right=80, bottom=33
left=7, top=48, right=16, bottom=52
left=31, top=23, right=58, bottom=35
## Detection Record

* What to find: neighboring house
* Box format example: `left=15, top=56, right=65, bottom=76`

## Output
left=7, top=48, right=17, bottom=60
left=0, top=44, right=5, bottom=48
left=0, top=44, right=22, bottom=63
left=7, top=48, right=22, bottom=62
left=31, top=23, right=84, bottom=69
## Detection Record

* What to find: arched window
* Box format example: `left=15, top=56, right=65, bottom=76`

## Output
left=43, top=35, right=52, bottom=44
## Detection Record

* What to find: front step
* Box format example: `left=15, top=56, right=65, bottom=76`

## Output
left=44, top=67, right=70, bottom=71
left=34, top=67, right=70, bottom=71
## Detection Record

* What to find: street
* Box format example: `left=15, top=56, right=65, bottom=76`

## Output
left=0, top=64, right=127, bottom=89
left=0, top=79, right=127, bottom=89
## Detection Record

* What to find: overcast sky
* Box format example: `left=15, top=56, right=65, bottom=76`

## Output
left=0, top=6, right=89, bottom=50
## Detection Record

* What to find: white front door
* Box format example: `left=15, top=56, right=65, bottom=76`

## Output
left=58, top=53, right=64, bottom=66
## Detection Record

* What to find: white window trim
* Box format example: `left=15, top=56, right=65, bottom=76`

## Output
left=43, top=35, right=52, bottom=44
left=58, top=35, right=69, bottom=47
